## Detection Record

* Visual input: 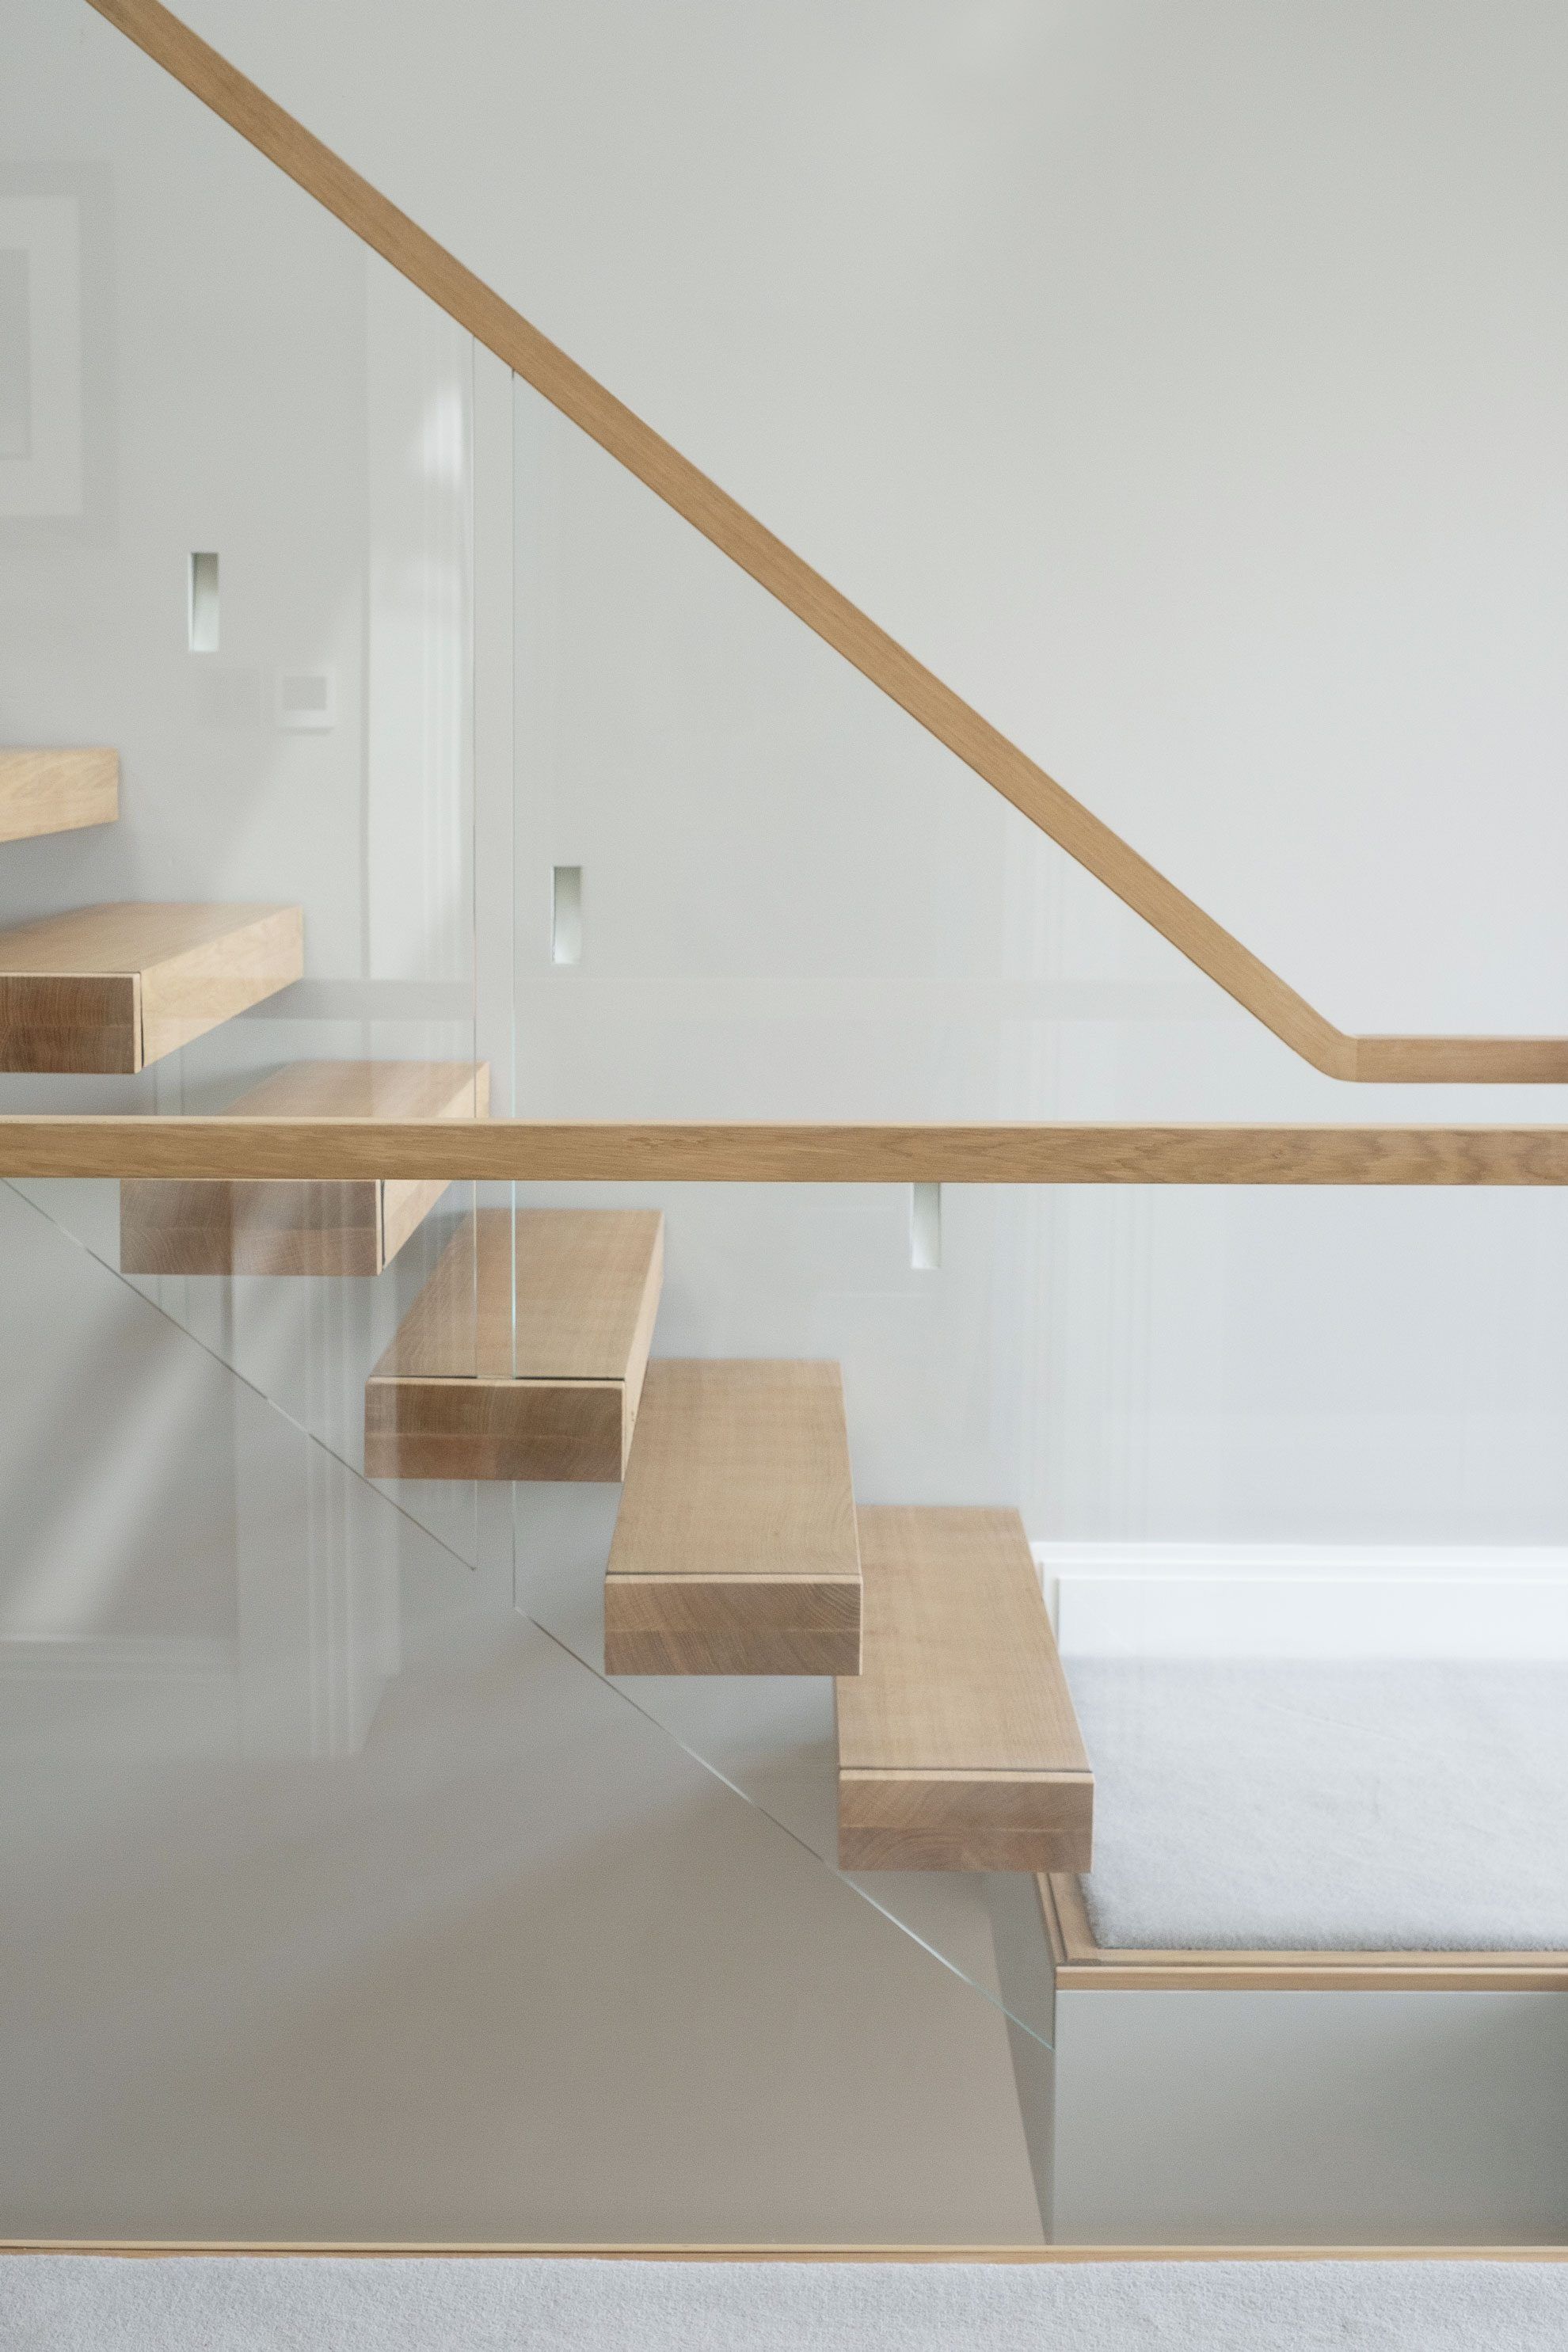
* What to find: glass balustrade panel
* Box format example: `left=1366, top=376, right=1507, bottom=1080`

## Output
left=0, top=0, right=505, bottom=1564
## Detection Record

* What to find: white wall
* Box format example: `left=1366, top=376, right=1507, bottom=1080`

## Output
left=170, top=0, right=1568, bottom=1022
left=0, top=9, right=369, bottom=986
left=0, top=4, right=479, bottom=1073
left=17, top=0, right=1568, bottom=1547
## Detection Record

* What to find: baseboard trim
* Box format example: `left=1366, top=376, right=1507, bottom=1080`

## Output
left=1032, top=1542, right=1568, bottom=1657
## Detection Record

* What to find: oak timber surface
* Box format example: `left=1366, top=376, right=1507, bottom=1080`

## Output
left=81, top=0, right=1568, bottom=1086
left=119, top=1060, right=489, bottom=1275
left=0, top=751, right=119, bottom=844
left=4, top=1121, right=1568, bottom=1186
left=364, top=1208, right=663, bottom=1480
left=604, top=1361, right=862, bottom=1676
left=0, top=903, right=303, bottom=1071
left=372, top=1208, right=663, bottom=1381
left=838, top=1509, right=1093, bottom=1871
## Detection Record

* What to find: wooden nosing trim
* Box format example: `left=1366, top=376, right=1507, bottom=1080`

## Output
left=842, top=1767, right=1093, bottom=1783
left=607, top=1570, right=861, bottom=1586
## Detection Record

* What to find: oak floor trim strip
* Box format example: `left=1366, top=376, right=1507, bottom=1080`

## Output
left=81, top=0, right=1568, bottom=1083
left=1039, top=1874, right=1568, bottom=1992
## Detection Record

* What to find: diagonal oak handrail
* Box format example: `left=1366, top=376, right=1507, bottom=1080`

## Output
left=80, top=0, right=1568, bottom=1087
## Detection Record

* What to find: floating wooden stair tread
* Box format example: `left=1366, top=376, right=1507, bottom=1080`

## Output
left=837, top=1507, right=1093, bottom=1872
left=604, top=1360, right=862, bottom=1676
left=364, top=1207, right=663, bottom=1479
left=120, top=1060, right=489, bottom=1275
left=0, top=902, right=303, bottom=1073
left=0, top=749, right=119, bottom=845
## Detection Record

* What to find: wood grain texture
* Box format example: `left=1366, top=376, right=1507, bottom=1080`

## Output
left=0, top=750, right=119, bottom=844
left=1039, top=1874, right=1568, bottom=1992
left=373, top=1208, right=664, bottom=1381
left=119, top=1061, right=489, bottom=1274
left=4, top=1121, right=1568, bottom=1185
left=1353, top=1036, right=1568, bottom=1083
left=0, top=902, right=303, bottom=1071
left=81, top=0, right=1568, bottom=1087
left=364, top=1208, right=663, bottom=1480
left=838, top=1509, right=1092, bottom=1871
left=604, top=1361, right=862, bottom=1674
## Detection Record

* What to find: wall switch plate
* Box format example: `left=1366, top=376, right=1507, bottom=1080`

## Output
left=276, top=669, right=336, bottom=731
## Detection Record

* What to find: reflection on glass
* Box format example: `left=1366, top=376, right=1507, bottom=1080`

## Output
left=1, top=0, right=1563, bottom=2260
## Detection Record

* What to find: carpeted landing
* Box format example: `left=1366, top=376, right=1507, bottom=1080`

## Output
left=1, top=2255, right=1564, bottom=2350
left=1064, top=1658, right=1568, bottom=1951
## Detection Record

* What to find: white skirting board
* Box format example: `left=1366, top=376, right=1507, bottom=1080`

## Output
left=1033, top=1544, right=1568, bottom=1659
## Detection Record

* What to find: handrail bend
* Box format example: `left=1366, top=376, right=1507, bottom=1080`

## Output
left=81, top=0, right=1568, bottom=1085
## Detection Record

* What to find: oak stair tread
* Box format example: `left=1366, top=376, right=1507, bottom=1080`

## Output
left=604, top=1359, right=862, bottom=1677
left=0, top=749, right=120, bottom=844
left=364, top=1207, right=663, bottom=1480
left=0, top=900, right=304, bottom=1072
left=119, top=1059, right=489, bottom=1276
left=836, top=1505, right=1094, bottom=1873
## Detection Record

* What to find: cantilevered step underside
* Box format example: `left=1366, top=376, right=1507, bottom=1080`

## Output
left=604, top=1360, right=862, bottom=1677
left=0, top=902, right=303, bottom=1071
left=364, top=1208, right=664, bottom=1480
left=837, top=1507, right=1093, bottom=1872
left=0, top=750, right=119, bottom=844
left=120, top=1060, right=490, bottom=1276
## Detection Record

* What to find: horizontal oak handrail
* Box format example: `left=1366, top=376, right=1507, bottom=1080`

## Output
left=2, top=1119, right=1566, bottom=1185
left=83, top=0, right=1568, bottom=1087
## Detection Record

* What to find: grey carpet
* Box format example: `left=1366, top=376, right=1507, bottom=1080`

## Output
left=1064, top=1658, right=1568, bottom=1950
left=0, top=2256, right=1564, bottom=2350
